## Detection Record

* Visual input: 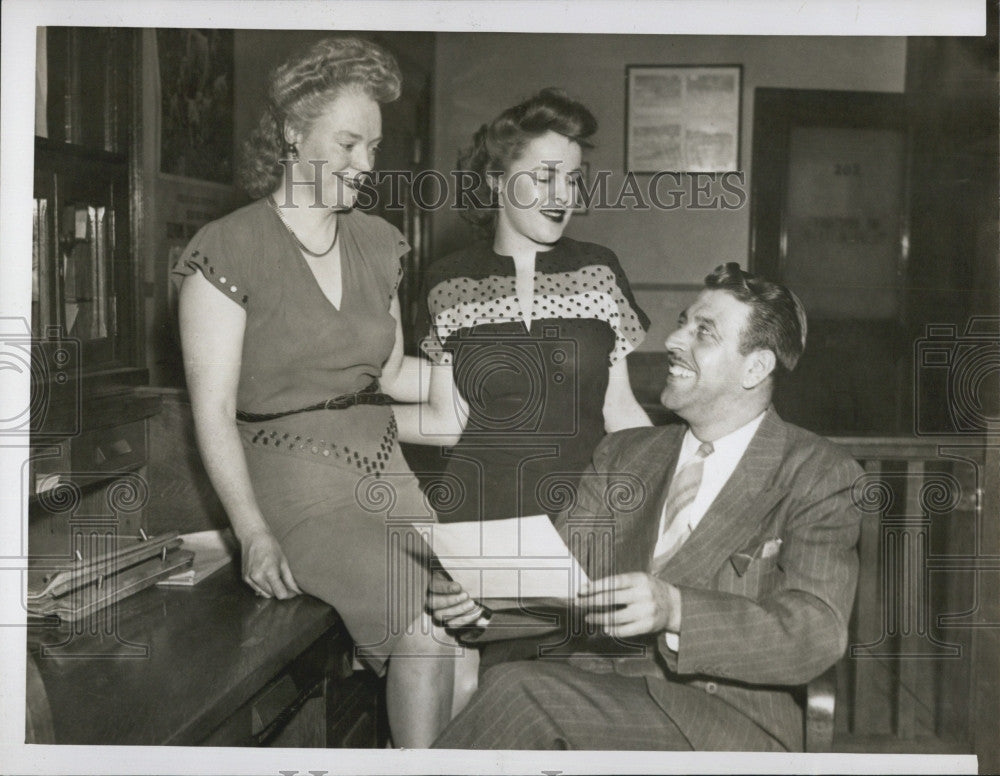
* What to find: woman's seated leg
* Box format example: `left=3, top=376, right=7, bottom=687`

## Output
left=386, top=612, right=479, bottom=748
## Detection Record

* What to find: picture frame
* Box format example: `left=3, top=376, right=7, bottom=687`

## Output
left=625, top=64, right=742, bottom=173
left=157, top=28, right=234, bottom=184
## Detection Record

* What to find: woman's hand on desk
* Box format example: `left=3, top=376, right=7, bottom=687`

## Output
left=240, top=530, right=302, bottom=600
left=427, top=572, right=487, bottom=628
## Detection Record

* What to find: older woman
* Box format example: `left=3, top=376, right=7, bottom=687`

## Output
left=174, top=36, right=469, bottom=747
left=418, top=88, right=652, bottom=525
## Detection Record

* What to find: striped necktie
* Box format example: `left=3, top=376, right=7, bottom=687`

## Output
left=652, top=440, right=714, bottom=571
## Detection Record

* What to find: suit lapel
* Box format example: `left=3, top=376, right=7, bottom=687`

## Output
left=610, top=425, right=684, bottom=576
left=652, top=407, right=789, bottom=587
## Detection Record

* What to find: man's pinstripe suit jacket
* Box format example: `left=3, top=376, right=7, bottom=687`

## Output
left=477, top=406, right=864, bottom=751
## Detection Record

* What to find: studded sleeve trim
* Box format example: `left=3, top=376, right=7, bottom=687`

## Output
left=171, top=220, right=251, bottom=308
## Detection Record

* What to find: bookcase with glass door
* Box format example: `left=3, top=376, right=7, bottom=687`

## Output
left=29, top=27, right=161, bottom=596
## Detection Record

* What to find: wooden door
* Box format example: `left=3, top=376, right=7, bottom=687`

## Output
left=749, top=88, right=910, bottom=435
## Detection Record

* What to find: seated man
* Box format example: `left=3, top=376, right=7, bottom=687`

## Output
left=428, top=263, right=863, bottom=751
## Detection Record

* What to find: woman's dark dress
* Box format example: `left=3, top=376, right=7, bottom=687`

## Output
left=420, top=238, right=648, bottom=523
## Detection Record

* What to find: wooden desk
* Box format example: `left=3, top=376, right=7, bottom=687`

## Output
left=27, top=564, right=383, bottom=747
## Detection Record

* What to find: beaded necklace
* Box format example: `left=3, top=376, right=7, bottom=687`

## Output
left=267, top=196, right=339, bottom=257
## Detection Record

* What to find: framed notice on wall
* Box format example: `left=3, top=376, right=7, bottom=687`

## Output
left=625, top=65, right=742, bottom=173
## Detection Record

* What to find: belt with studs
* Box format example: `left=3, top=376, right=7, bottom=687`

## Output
left=235, top=381, right=392, bottom=423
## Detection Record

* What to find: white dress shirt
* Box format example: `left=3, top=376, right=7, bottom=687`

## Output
left=658, top=410, right=766, bottom=651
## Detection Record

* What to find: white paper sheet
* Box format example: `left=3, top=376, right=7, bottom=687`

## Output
left=422, top=515, right=590, bottom=603
left=156, top=528, right=237, bottom=586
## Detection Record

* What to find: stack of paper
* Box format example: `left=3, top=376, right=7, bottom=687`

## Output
left=156, top=529, right=237, bottom=587
left=424, top=515, right=590, bottom=608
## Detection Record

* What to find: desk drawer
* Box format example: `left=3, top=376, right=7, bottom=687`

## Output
left=254, top=673, right=326, bottom=747
left=202, top=668, right=325, bottom=747
left=327, top=671, right=382, bottom=748
left=201, top=623, right=353, bottom=748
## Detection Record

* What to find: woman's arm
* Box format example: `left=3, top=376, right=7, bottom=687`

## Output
left=380, top=295, right=468, bottom=445
left=603, top=357, right=652, bottom=432
left=392, top=363, right=468, bottom=446
left=379, top=295, right=429, bottom=403
left=178, top=271, right=301, bottom=599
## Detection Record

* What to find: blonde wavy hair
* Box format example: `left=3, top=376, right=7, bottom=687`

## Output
left=238, top=36, right=401, bottom=198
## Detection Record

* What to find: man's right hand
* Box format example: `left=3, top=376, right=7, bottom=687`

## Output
left=427, top=571, right=488, bottom=628
left=241, top=530, right=302, bottom=600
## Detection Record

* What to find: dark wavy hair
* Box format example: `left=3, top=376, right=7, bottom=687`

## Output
left=704, top=263, right=808, bottom=374
left=238, top=36, right=401, bottom=199
left=457, top=88, right=597, bottom=232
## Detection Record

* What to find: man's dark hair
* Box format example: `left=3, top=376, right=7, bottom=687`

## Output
left=704, top=262, right=807, bottom=373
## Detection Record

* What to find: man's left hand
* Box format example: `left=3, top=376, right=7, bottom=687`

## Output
left=578, top=572, right=682, bottom=638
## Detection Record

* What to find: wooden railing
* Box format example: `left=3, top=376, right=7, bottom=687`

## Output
left=828, top=436, right=999, bottom=764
